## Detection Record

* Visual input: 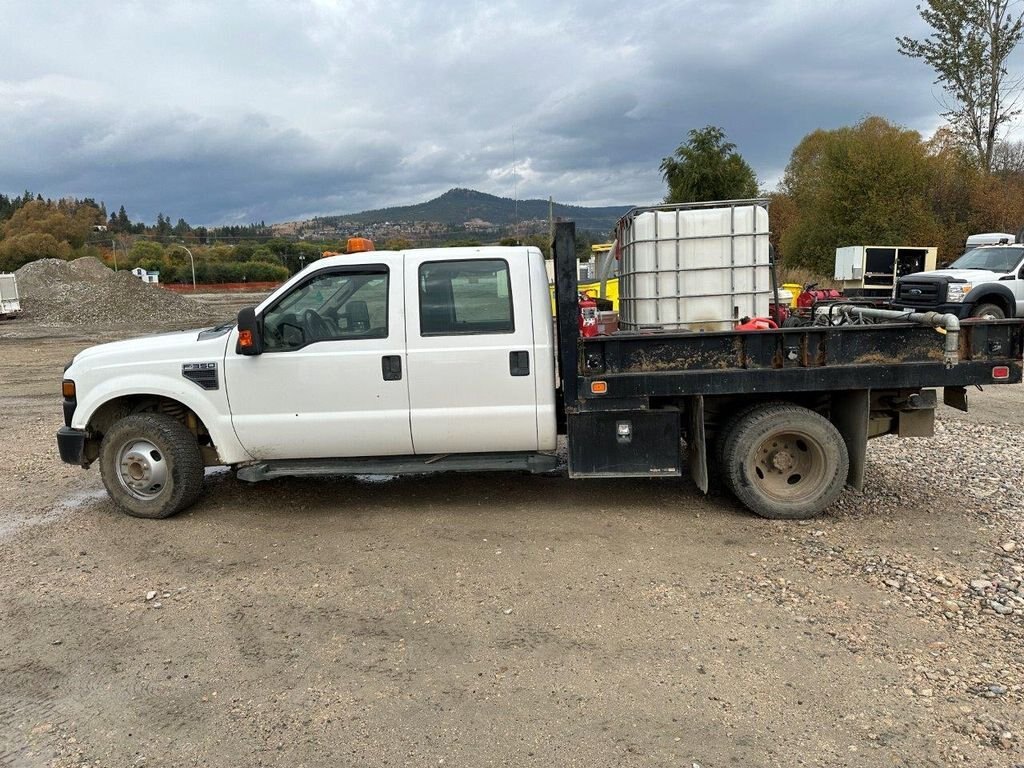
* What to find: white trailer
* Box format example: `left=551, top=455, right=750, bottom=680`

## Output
left=0, top=274, right=21, bottom=320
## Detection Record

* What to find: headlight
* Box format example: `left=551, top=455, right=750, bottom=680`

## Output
left=946, top=283, right=972, bottom=302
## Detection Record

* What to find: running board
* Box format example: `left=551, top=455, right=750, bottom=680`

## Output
left=236, top=452, right=562, bottom=483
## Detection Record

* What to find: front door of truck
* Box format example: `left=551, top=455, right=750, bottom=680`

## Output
left=403, top=250, right=540, bottom=454
left=224, top=254, right=413, bottom=460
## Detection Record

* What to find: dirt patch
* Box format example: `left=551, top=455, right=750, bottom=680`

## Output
left=0, top=306, right=1022, bottom=767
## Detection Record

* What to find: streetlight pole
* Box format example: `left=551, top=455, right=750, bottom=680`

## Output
left=170, top=244, right=196, bottom=290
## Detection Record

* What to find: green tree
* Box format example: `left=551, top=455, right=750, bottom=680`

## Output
left=897, top=0, right=1024, bottom=171
left=779, top=117, right=940, bottom=273
left=660, top=126, right=759, bottom=203
left=0, top=232, right=72, bottom=271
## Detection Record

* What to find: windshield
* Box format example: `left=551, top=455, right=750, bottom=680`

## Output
left=947, top=246, right=1024, bottom=273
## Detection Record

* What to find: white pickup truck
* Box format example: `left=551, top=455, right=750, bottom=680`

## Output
left=894, top=242, right=1024, bottom=319
left=57, top=217, right=1024, bottom=521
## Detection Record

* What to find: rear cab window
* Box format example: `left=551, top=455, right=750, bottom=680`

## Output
left=418, top=259, right=513, bottom=336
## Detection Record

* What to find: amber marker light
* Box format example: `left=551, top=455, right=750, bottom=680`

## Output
left=346, top=237, right=376, bottom=253
left=62, top=380, right=76, bottom=398
left=591, top=381, right=608, bottom=395
left=238, top=330, right=254, bottom=348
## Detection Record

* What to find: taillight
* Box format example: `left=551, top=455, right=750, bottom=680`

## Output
left=992, top=366, right=1010, bottom=380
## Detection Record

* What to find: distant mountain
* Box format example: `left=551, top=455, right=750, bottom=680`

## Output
left=318, top=188, right=634, bottom=234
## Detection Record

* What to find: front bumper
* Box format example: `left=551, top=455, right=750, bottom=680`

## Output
left=57, top=427, right=87, bottom=466
left=891, top=302, right=974, bottom=319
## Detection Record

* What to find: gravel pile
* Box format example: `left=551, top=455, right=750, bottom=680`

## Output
left=14, top=257, right=214, bottom=327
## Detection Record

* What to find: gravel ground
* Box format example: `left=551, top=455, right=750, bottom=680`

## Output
left=14, top=258, right=215, bottom=327
left=0, top=301, right=1022, bottom=768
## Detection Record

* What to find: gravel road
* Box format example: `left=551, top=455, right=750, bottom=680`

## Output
left=1, top=301, right=1022, bottom=768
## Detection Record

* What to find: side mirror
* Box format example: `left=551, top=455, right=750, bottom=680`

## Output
left=236, top=307, right=263, bottom=355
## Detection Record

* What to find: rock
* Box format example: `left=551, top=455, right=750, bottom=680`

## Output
left=1001, top=541, right=1017, bottom=553
left=153, top=602, right=163, bottom=609
left=943, top=600, right=960, bottom=613
left=502, top=608, right=513, bottom=615
left=145, top=591, right=157, bottom=601
left=989, top=601, right=1013, bottom=615
left=971, top=580, right=993, bottom=592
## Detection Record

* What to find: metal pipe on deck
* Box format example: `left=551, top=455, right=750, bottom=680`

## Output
left=835, top=305, right=961, bottom=368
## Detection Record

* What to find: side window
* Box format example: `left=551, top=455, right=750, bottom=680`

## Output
left=419, top=259, right=514, bottom=336
left=262, top=268, right=388, bottom=351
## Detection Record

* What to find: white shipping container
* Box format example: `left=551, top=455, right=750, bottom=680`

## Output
left=618, top=203, right=771, bottom=331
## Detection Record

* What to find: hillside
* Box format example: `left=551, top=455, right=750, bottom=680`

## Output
left=316, top=188, right=634, bottom=234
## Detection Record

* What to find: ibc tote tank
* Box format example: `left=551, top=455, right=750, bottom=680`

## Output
left=617, top=200, right=771, bottom=332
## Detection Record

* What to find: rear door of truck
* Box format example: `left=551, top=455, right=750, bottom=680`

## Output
left=403, top=249, right=542, bottom=454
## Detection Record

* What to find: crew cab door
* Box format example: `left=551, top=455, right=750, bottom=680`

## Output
left=224, top=255, right=412, bottom=460
left=404, top=250, right=540, bottom=454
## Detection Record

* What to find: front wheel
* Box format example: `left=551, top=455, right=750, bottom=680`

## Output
left=970, top=303, right=1006, bottom=320
left=722, top=404, right=848, bottom=520
left=99, top=413, right=205, bottom=519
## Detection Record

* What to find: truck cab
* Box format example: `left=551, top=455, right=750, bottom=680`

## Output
left=227, top=246, right=557, bottom=459
left=893, top=243, right=1024, bottom=319
left=58, top=246, right=558, bottom=518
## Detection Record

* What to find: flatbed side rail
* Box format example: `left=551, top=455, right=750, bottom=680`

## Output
left=578, top=322, right=1024, bottom=398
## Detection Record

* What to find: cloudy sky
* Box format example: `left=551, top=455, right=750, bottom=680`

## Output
left=2, top=0, right=1013, bottom=225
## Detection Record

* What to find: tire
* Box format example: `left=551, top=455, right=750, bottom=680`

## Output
left=712, top=401, right=775, bottom=492
left=99, top=413, right=204, bottom=519
left=722, top=404, right=848, bottom=520
left=969, top=302, right=1006, bottom=320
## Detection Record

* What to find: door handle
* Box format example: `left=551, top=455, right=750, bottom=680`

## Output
left=509, top=350, right=530, bottom=376
left=382, top=355, right=402, bottom=381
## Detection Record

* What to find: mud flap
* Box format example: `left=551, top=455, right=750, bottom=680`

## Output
left=687, top=395, right=709, bottom=493
left=831, top=389, right=869, bottom=492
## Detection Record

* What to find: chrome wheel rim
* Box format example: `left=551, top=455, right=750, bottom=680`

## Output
left=116, top=439, right=168, bottom=500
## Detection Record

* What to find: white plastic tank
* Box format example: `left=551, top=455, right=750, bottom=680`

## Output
left=618, top=202, right=771, bottom=332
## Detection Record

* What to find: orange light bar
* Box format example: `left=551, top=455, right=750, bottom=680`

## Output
left=62, top=380, right=76, bottom=399
left=346, top=237, right=375, bottom=253
left=591, top=381, right=608, bottom=395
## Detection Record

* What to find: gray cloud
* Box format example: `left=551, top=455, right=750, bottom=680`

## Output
left=2, top=0, right=1017, bottom=225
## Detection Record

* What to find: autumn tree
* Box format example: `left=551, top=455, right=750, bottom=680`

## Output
left=660, top=126, right=759, bottom=203
left=778, top=117, right=941, bottom=273
left=897, top=0, right=1024, bottom=171
left=0, top=199, right=103, bottom=271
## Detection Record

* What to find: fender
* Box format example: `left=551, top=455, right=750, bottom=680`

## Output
left=73, top=372, right=252, bottom=465
left=964, top=283, right=1016, bottom=315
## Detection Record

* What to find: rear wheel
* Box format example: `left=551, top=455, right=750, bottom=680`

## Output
left=970, top=303, right=1006, bottom=320
left=99, top=413, right=204, bottom=519
left=722, top=404, right=848, bottom=519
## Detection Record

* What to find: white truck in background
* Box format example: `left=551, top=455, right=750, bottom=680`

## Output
left=0, top=274, right=22, bottom=320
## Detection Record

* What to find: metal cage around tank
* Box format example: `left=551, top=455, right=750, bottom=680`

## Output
left=615, top=198, right=773, bottom=332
